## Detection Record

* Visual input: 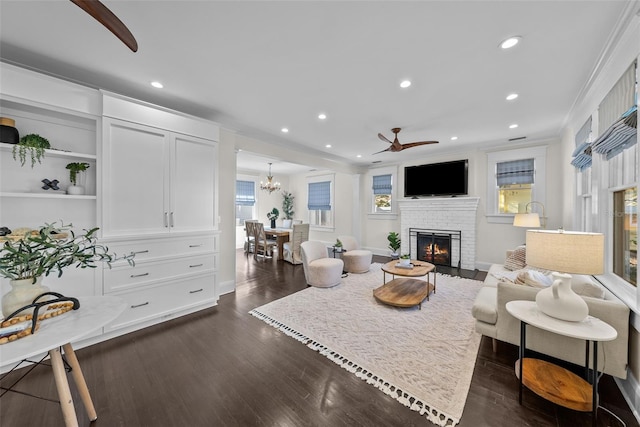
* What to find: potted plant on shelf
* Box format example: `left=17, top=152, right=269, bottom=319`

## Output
left=267, top=208, right=279, bottom=229
left=0, top=222, right=134, bottom=317
left=387, top=231, right=401, bottom=259
left=66, top=162, right=90, bottom=195
left=12, top=133, right=50, bottom=167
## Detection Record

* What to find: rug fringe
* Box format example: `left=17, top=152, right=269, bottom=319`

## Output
left=249, top=309, right=460, bottom=427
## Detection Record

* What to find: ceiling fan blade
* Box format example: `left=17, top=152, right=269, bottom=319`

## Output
left=378, top=133, right=393, bottom=144
left=399, top=141, right=439, bottom=150
left=70, top=0, right=138, bottom=52
left=372, top=147, right=392, bottom=155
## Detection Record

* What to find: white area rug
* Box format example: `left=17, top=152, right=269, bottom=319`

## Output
left=249, top=263, right=484, bottom=426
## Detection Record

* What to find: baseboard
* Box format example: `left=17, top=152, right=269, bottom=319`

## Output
left=218, top=279, right=235, bottom=296
left=615, top=369, right=640, bottom=424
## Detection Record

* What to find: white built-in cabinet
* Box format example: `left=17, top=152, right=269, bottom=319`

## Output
left=0, top=64, right=220, bottom=355
left=102, top=119, right=216, bottom=235
left=100, top=92, right=220, bottom=336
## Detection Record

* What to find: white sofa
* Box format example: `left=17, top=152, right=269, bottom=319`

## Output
left=472, top=251, right=630, bottom=379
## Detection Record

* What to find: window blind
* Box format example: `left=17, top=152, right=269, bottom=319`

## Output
left=307, top=181, right=331, bottom=210
left=372, top=174, right=392, bottom=195
left=598, top=61, right=636, bottom=135
left=235, top=180, right=255, bottom=206
left=496, top=159, right=534, bottom=186
left=592, top=105, right=637, bottom=160
left=571, top=117, right=593, bottom=171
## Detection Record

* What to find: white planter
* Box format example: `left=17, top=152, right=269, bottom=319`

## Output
left=66, top=185, right=85, bottom=195
left=398, top=258, right=411, bottom=267
left=1, top=277, right=50, bottom=317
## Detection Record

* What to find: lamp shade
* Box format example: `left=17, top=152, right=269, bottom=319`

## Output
left=513, top=213, right=541, bottom=228
left=525, top=230, right=604, bottom=275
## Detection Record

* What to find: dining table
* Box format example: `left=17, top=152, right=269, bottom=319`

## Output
left=264, top=228, right=291, bottom=260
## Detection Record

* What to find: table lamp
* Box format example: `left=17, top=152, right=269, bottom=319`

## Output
left=513, top=201, right=545, bottom=228
left=525, top=230, right=604, bottom=322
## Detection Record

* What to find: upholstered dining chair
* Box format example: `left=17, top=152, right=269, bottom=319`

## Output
left=283, top=223, right=309, bottom=265
left=244, top=220, right=258, bottom=253
left=253, top=222, right=277, bottom=260
left=337, top=235, right=373, bottom=273
left=300, top=241, right=343, bottom=288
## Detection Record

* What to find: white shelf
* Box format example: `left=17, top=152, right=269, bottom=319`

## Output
left=0, top=192, right=96, bottom=200
left=0, top=143, right=97, bottom=160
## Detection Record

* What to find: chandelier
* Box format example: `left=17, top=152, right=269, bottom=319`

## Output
left=260, top=163, right=281, bottom=194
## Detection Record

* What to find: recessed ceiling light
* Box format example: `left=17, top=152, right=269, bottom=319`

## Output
left=451, top=136, right=458, bottom=141
left=509, top=124, right=519, bottom=129
left=151, top=81, right=163, bottom=88
left=325, top=144, right=332, bottom=148
left=318, top=113, right=327, bottom=120
left=400, top=80, right=412, bottom=88
left=506, top=93, right=519, bottom=101
left=281, top=127, right=289, bottom=133
left=500, top=36, right=521, bottom=49
left=356, top=154, right=362, bottom=158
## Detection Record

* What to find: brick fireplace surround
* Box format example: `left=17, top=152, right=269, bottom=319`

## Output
left=398, top=197, right=480, bottom=270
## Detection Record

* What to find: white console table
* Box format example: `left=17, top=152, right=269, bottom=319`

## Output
left=0, top=296, right=126, bottom=427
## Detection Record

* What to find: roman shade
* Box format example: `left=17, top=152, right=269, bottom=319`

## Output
left=372, top=174, right=392, bottom=194
left=571, top=117, right=593, bottom=171
left=236, top=180, right=255, bottom=206
left=496, top=159, right=534, bottom=186
left=307, top=181, right=331, bottom=210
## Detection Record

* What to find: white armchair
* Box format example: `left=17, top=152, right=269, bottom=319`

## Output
left=337, top=235, right=372, bottom=273
left=300, top=241, right=344, bottom=288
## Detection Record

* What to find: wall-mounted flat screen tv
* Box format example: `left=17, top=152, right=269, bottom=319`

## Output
left=404, top=159, right=469, bottom=197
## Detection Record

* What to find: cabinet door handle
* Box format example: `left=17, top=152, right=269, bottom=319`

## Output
left=170, top=212, right=174, bottom=227
left=189, top=264, right=203, bottom=268
left=189, top=244, right=202, bottom=248
left=164, top=212, right=169, bottom=228
left=131, top=302, right=149, bottom=309
left=133, top=250, right=149, bottom=255
left=189, top=288, right=204, bottom=294
left=130, top=272, right=150, bottom=278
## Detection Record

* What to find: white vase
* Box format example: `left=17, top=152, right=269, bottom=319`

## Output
left=399, top=258, right=411, bottom=266
left=1, top=277, right=50, bottom=318
left=67, top=170, right=86, bottom=195
left=535, top=272, right=588, bottom=322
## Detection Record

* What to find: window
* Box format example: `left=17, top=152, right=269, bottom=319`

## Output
left=486, top=146, right=546, bottom=223
left=372, top=173, right=392, bottom=213
left=307, top=175, right=334, bottom=228
left=235, top=180, right=255, bottom=226
left=496, top=159, right=534, bottom=214
left=613, top=187, right=637, bottom=286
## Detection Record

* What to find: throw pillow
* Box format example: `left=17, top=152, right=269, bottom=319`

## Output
left=570, top=275, right=606, bottom=299
left=515, top=270, right=552, bottom=288
left=504, top=245, right=527, bottom=271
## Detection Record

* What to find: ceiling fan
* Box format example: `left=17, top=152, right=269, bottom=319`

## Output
left=70, top=0, right=138, bottom=52
left=375, top=128, right=439, bottom=154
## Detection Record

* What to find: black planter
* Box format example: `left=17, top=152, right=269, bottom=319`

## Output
left=270, top=219, right=276, bottom=229
left=0, top=124, right=19, bottom=145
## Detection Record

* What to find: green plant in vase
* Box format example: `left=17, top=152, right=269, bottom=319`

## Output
left=12, top=134, right=50, bottom=167
left=387, top=231, right=401, bottom=259
left=267, top=208, right=279, bottom=229
left=399, top=253, right=411, bottom=266
left=281, top=191, right=295, bottom=220
left=66, top=162, right=90, bottom=195
left=0, top=222, right=135, bottom=317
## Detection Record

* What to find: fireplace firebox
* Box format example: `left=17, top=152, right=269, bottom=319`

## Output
left=409, top=228, right=462, bottom=268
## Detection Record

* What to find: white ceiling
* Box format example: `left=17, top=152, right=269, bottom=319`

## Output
left=0, top=1, right=637, bottom=174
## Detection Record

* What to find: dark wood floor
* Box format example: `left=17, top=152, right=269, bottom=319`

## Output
left=1, top=250, right=637, bottom=427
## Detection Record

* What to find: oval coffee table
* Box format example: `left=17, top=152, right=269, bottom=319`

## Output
left=374, top=260, right=436, bottom=309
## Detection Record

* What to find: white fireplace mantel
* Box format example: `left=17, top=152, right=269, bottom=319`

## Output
left=399, top=197, right=480, bottom=270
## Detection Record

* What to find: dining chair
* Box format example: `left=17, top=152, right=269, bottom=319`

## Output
left=253, top=222, right=277, bottom=260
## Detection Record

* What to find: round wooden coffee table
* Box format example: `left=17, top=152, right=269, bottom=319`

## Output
left=374, top=260, right=436, bottom=309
